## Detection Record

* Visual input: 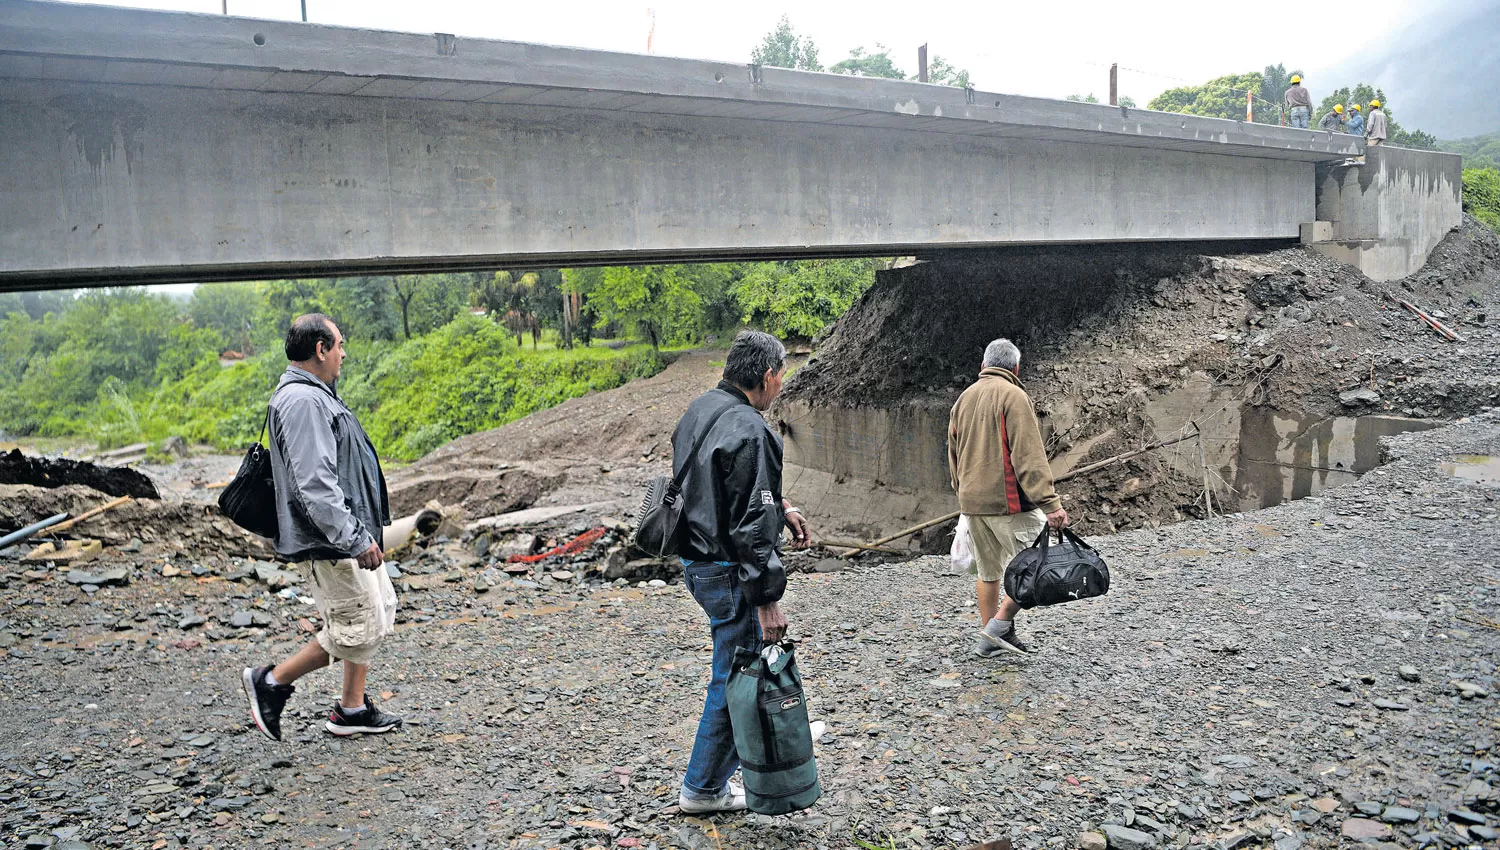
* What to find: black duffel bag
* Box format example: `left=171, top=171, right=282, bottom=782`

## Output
left=218, top=409, right=278, bottom=539
left=631, top=402, right=734, bottom=557
left=1003, top=526, right=1109, bottom=609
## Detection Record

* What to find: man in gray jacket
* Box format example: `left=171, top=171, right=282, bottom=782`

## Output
left=242, top=314, right=400, bottom=741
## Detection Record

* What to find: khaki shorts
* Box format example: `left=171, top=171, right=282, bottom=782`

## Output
left=302, top=558, right=397, bottom=665
left=966, top=510, right=1047, bottom=583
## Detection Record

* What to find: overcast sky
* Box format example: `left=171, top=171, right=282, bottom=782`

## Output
left=57, top=0, right=1459, bottom=111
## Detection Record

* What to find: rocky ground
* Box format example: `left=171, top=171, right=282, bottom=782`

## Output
left=2, top=403, right=1496, bottom=850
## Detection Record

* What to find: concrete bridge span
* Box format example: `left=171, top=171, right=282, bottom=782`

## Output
left=0, top=0, right=1399, bottom=290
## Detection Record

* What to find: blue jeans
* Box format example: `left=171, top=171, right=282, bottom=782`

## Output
left=1290, top=107, right=1309, bottom=129
left=681, top=561, right=761, bottom=799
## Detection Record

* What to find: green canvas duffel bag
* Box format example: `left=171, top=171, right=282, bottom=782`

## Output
left=727, top=642, right=822, bottom=815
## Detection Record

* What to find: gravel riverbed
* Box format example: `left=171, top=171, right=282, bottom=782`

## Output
left=2, top=413, right=1497, bottom=850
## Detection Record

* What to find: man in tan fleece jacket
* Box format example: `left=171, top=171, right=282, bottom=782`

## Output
left=948, top=338, right=1068, bottom=656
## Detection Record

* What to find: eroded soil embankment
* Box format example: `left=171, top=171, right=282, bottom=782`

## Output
left=777, top=217, right=1500, bottom=540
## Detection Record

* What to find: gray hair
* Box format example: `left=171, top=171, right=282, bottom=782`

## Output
left=724, top=330, right=786, bottom=390
left=982, top=338, right=1021, bottom=370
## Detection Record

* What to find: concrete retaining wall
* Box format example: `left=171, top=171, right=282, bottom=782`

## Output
left=1311, top=146, right=1464, bottom=281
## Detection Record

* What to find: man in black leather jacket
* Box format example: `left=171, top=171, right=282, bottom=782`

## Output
left=673, top=330, right=811, bottom=814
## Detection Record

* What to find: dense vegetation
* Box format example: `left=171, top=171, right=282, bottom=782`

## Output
left=1464, top=168, right=1500, bottom=231
left=0, top=258, right=882, bottom=459
left=1147, top=64, right=1436, bottom=149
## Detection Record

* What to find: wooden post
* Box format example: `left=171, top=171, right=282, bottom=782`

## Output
left=1247, top=90, right=1254, bottom=122
left=918, top=44, right=929, bottom=83
left=1109, top=64, right=1118, bottom=106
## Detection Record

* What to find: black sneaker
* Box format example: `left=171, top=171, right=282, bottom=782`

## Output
left=975, top=624, right=1030, bottom=656
left=242, top=666, right=294, bottom=741
left=325, top=695, right=402, bottom=736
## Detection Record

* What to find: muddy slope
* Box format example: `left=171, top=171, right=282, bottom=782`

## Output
left=779, top=217, right=1500, bottom=533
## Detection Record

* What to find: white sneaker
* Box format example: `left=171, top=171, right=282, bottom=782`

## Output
left=678, top=779, right=747, bottom=813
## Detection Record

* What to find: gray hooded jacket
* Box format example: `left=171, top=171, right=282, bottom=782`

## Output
left=267, top=366, right=390, bottom=562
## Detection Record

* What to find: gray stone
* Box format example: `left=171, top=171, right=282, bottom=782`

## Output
left=1397, top=665, right=1420, bottom=682
left=1079, top=832, right=1107, bottom=850
left=177, top=609, right=206, bottom=630
left=1371, top=698, right=1409, bottom=711
left=65, top=568, right=128, bottom=587
left=1381, top=806, right=1420, bottom=824
left=208, top=797, right=250, bottom=811
left=1102, top=824, right=1157, bottom=850
left=385, top=562, right=402, bottom=579
left=1456, top=681, right=1490, bottom=699
left=229, top=611, right=254, bottom=628
left=1471, top=825, right=1500, bottom=840
left=1344, top=389, right=1386, bottom=407
left=1213, top=754, right=1257, bottom=769
left=1356, top=802, right=1385, bottom=817
left=1446, top=809, right=1485, bottom=826
left=253, top=562, right=298, bottom=588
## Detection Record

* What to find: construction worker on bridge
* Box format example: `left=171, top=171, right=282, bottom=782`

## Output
left=1345, top=103, right=1365, bottom=136
left=1284, top=74, right=1312, bottom=129
left=1367, top=99, right=1388, bottom=146
left=1319, top=103, right=1345, bottom=132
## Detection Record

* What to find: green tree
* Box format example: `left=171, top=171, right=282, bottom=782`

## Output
left=1259, top=63, right=1298, bottom=122
left=188, top=282, right=260, bottom=354
left=585, top=265, right=705, bottom=350
left=922, top=56, right=971, bottom=88
left=0, top=290, right=71, bottom=321
left=733, top=259, right=881, bottom=339
left=830, top=45, right=905, bottom=79
left=1150, top=71, right=1267, bottom=122
left=473, top=271, right=542, bottom=347
left=751, top=16, right=821, bottom=71
left=1067, top=93, right=1100, bottom=103
left=1119, top=96, right=1137, bottom=108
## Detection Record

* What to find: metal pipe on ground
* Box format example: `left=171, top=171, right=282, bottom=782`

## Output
left=0, top=512, right=69, bottom=550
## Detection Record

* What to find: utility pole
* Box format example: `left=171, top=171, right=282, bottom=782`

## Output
left=221, top=0, right=226, bottom=13
left=1109, top=63, right=1118, bottom=106
left=917, top=44, right=928, bottom=83
left=646, top=8, right=655, bottom=54
left=1247, top=90, right=1254, bottom=122
left=300, top=0, right=307, bottom=21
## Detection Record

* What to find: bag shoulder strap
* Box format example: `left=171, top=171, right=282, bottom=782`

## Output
left=671, top=396, right=740, bottom=489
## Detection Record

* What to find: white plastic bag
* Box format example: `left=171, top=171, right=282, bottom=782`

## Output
left=950, top=515, right=975, bottom=574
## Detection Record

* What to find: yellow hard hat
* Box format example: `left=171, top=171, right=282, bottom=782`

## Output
left=1333, top=104, right=1344, bottom=113
left=1370, top=99, right=1381, bottom=108
left=1352, top=104, right=1361, bottom=111
left=1290, top=75, right=1302, bottom=84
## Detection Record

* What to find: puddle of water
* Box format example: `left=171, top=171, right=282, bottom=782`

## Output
left=1440, top=455, right=1500, bottom=488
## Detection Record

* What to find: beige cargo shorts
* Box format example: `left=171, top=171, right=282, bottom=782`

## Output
left=301, top=558, right=397, bottom=665
left=966, top=509, right=1047, bottom=583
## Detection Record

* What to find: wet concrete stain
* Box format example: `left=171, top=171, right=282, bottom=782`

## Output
left=51, top=93, right=147, bottom=176
left=1234, top=409, right=1441, bottom=509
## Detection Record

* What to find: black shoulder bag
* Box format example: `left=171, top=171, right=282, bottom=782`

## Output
left=218, top=405, right=278, bottom=539
left=1003, top=525, right=1110, bottom=609
left=631, top=401, right=735, bottom=557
